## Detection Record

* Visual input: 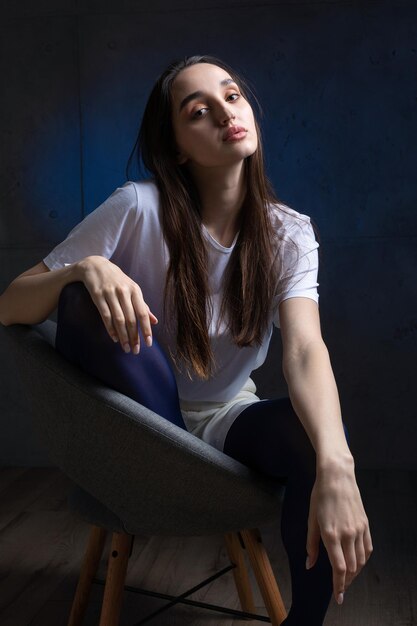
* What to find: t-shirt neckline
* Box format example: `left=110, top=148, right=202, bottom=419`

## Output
left=201, top=223, right=238, bottom=253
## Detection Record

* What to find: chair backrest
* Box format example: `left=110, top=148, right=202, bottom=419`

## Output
left=1, top=322, right=284, bottom=536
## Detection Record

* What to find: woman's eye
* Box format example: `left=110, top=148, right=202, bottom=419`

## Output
left=191, top=93, right=240, bottom=120
left=192, top=108, right=208, bottom=119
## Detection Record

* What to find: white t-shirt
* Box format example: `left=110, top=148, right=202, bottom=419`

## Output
left=43, top=179, right=319, bottom=450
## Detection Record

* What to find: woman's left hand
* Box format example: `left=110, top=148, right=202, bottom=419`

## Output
left=306, top=457, right=374, bottom=605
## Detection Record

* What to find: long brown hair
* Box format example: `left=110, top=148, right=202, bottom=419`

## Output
left=127, top=55, right=304, bottom=379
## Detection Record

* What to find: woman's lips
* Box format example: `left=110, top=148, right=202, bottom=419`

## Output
left=223, top=126, right=247, bottom=141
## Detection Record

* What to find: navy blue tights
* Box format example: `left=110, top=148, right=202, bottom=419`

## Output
left=56, top=282, right=186, bottom=429
left=56, top=282, right=350, bottom=626
left=224, top=400, right=350, bottom=625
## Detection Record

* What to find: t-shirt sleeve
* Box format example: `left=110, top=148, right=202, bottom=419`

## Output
left=42, top=182, right=139, bottom=270
left=273, top=217, right=319, bottom=328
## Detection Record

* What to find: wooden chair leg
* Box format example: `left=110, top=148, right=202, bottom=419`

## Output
left=240, top=528, right=287, bottom=626
left=68, top=525, right=107, bottom=626
left=224, top=531, right=257, bottom=614
left=98, top=532, right=133, bottom=626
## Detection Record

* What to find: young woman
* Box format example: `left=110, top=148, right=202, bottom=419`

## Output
left=0, top=55, right=373, bottom=625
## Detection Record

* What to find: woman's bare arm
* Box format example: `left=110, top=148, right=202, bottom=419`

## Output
left=0, top=256, right=158, bottom=354
left=280, top=297, right=350, bottom=462
left=279, top=296, right=373, bottom=605
left=0, top=261, right=80, bottom=326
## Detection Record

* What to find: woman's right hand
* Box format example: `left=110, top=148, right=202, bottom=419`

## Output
left=77, top=255, right=158, bottom=354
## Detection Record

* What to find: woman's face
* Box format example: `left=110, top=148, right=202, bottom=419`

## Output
left=170, top=63, right=258, bottom=170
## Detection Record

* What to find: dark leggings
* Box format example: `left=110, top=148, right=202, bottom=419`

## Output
left=56, top=282, right=350, bottom=626
left=55, top=282, right=186, bottom=429
left=224, top=401, right=350, bottom=625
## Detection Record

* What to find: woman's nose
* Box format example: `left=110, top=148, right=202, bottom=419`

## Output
left=219, top=107, right=235, bottom=125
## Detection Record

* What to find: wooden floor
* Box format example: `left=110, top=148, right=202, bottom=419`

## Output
left=0, top=467, right=415, bottom=626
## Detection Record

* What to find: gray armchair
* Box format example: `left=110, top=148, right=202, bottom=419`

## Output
left=2, top=321, right=288, bottom=625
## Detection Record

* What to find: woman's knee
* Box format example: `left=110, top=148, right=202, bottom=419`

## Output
left=224, top=397, right=316, bottom=478
left=268, top=398, right=315, bottom=456
left=58, top=282, right=103, bottom=335
left=56, top=281, right=109, bottom=366
left=56, top=282, right=186, bottom=428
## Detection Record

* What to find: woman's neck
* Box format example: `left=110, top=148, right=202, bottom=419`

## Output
left=188, top=161, right=246, bottom=247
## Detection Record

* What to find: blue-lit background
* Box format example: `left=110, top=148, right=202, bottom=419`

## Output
left=1, top=1, right=416, bottom=468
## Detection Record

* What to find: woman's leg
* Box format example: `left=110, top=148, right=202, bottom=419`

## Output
left=55, top=282, right=187, bottom=429
left=223, top=397, right=351, bottom=626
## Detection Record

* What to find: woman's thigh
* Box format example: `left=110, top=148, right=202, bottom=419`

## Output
left=223, top=397, right=350, bottom=480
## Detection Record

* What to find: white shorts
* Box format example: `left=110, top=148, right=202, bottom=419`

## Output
left=179, top=377, right=260, bottom=452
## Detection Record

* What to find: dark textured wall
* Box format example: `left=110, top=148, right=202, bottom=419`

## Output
left=1, top=0, right=416, bottom=468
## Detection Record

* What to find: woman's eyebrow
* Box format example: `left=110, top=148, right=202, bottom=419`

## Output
left=179, top=78, right=237, bottom=112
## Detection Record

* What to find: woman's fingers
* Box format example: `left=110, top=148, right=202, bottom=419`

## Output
left=105, top=293, right=133, bottom=351
left=322, top=533, right=347, bottom=604
left=149, top=310, right=159, bottom=325
left=346, top=524, right=372, bottom=588
left=325, top=533, right=359, bottom=602
left=346, top=534, right=366, bottom=587
left=364, top=522, right=374, bottom=559
left=93, top=295, right=119, bottom=343
left=341, top=533, right=358, bottom=589
left=106, top=286, right=158, bottom=354
left=131, top=289, right=156, bottom=350
left=117, top=286, right=142, bottom=353
left=322, top=522, right=372, bottom=605
left=312, top=465, right=374, bottom=607
left=80, top=257, right=157, bottom=352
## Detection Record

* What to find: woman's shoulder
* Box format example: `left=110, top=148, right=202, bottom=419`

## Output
left=104, top=180, right=160, bottom=224
left=122, top=178, right=160, bottom=210
left=268, top=200, right=312, bottom=234
left=127, top=177, right=159, bottom=197
left=268, top=200, right=319, bottom=256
